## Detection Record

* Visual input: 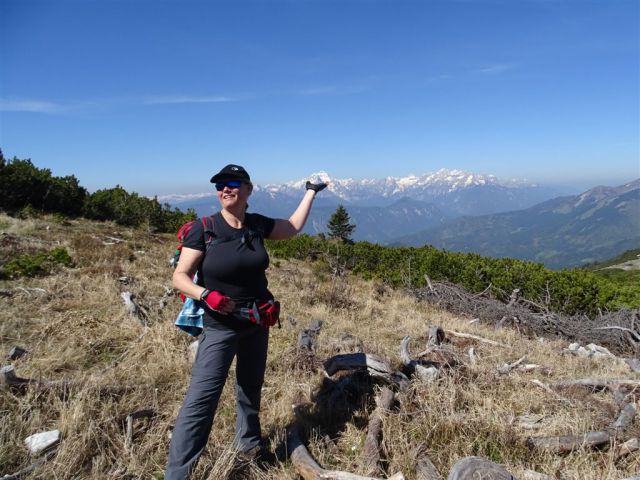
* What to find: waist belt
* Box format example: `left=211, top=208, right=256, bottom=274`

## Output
left=234, top=296, right=280, bottom=328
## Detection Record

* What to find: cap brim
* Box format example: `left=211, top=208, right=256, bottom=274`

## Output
left=210, top=173, right=243, bottom=183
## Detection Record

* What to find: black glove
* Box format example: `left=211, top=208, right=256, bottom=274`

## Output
left=306, top=181, right=328, bottom=193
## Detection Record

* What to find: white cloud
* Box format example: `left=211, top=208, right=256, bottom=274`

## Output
left=141, top=95, right=237, bottom=105
left=0, top=98, right=65, bottom=113
left=475, top=63, right=515, bottom=75
left=0, top=94, right=239, bottom=113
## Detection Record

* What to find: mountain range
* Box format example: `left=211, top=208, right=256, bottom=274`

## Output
left=165, top=169, right=639, bottom=269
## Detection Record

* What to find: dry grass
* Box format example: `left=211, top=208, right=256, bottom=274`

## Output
left=0, top=213, right=638, bottom=479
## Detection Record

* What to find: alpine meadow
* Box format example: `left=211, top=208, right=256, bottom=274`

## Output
left=0, top=155, right=639, bottom=479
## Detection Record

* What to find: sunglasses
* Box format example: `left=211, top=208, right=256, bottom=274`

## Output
left=215, top=180, right=243, bottom=191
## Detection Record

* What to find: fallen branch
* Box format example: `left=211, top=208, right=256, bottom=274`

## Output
left=1, top=450, right=56, bottom=480
left=444, top=330, right=508, bottom=348
left=551, top=378, right=640, bottom=392
left=594, top=326, right=640, bottom=343
left=124, top=409, right=155, bottom=450
left=527, top=403, right=636, bottom=454
left=497, top=356, right=527, bottom=375
left=362, top=387, right=395, bottom=476
left=287, top=424, right=405, bottom=480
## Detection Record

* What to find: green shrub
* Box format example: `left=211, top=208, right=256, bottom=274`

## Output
left=1, top=247, right=74, bottom=278
left=267, top=236, right=640, bottom=317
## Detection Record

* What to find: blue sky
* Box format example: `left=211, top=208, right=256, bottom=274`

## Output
left=1, top=0, right=638, bottom=196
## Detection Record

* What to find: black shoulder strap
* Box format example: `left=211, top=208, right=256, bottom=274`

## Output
left=202, top=215, right=216, bottom=254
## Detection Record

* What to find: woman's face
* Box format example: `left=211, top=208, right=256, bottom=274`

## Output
left=216, top=179, right=252, bottom=211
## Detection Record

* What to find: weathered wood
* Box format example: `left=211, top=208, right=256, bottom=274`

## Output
left=324, top=353, right=409, bottom=390
left=447, top=456, right=515, bottom=480
left=624, top=358, right=640, bottom=373
left=497, top=356, right=527, bottom=375
left=362, top=387, right=395, bottom=476
left=611, top=403, right=636, bottom=431
left=467, top=348, right=477, bottom=366
left=444, top=330, right=508, bottom=348
left=594, top=326, right=640, bottom=343
left=615, top=437, right=639, bottom=459
left=551, top=378, right=640, bottom=391
left=506, top=288, right=521, bottom=308
left=1, top=365, right=33, bottom=389
left=526, top=431, right=611, bottom=453
left=287, top=425, right=405, bottom=480
left=527, top=404, right=635, bottom=454
left=415, top=455, right=443, bottom=480
left=7, top=346, right=28, bottom=361
left=426, top=326, right=445, bottom=349
left=125, top=409, right=155, bottom=450
left=1, top=450, right=56, bottom=479
left=423, top=274, right=435, bottom=293
left=400, top=337, right=439, bottom=382
left=298, top=320, right=324, bottom=351
left=120, top=292, right=147, bottom=326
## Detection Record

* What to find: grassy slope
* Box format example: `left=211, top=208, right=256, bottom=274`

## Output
left=0, top=214, right=638, bottom=479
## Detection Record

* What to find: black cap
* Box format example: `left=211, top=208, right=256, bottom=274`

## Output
left=210, top=164, right=251, bottom=183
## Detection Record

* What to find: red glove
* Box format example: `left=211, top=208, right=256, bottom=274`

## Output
left=201, top=289, right=231, bottom=313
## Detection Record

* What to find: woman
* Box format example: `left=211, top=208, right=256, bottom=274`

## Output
left=166, top=164, right=327, bottom=479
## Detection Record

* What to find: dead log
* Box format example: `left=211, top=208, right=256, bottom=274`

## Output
left=287, top=424, right=405, bottom=480
left=526, top=431, right=612, bottom=453
left=324, top=353, right=410, bottom=390
left=124, top=409, right=155, bottom=450
left=526, top=403, right=636, bottom=454
left=447, top=456, right=515, bottom=479
left=362, top=387, right=395, bottom=476
left=444, top=330, right=508, bottom=348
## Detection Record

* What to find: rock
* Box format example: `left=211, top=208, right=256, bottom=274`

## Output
left=24, top=430, right=61, bottom=455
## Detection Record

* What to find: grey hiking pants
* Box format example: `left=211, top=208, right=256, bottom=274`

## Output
left=165, top=319, right=269, bottom=480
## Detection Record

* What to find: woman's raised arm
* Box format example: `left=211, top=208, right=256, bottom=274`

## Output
left=268, top=182, right=327, bottom=240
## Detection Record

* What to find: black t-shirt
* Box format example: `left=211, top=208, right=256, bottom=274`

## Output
left=183, top=212, right=275, bottom=304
